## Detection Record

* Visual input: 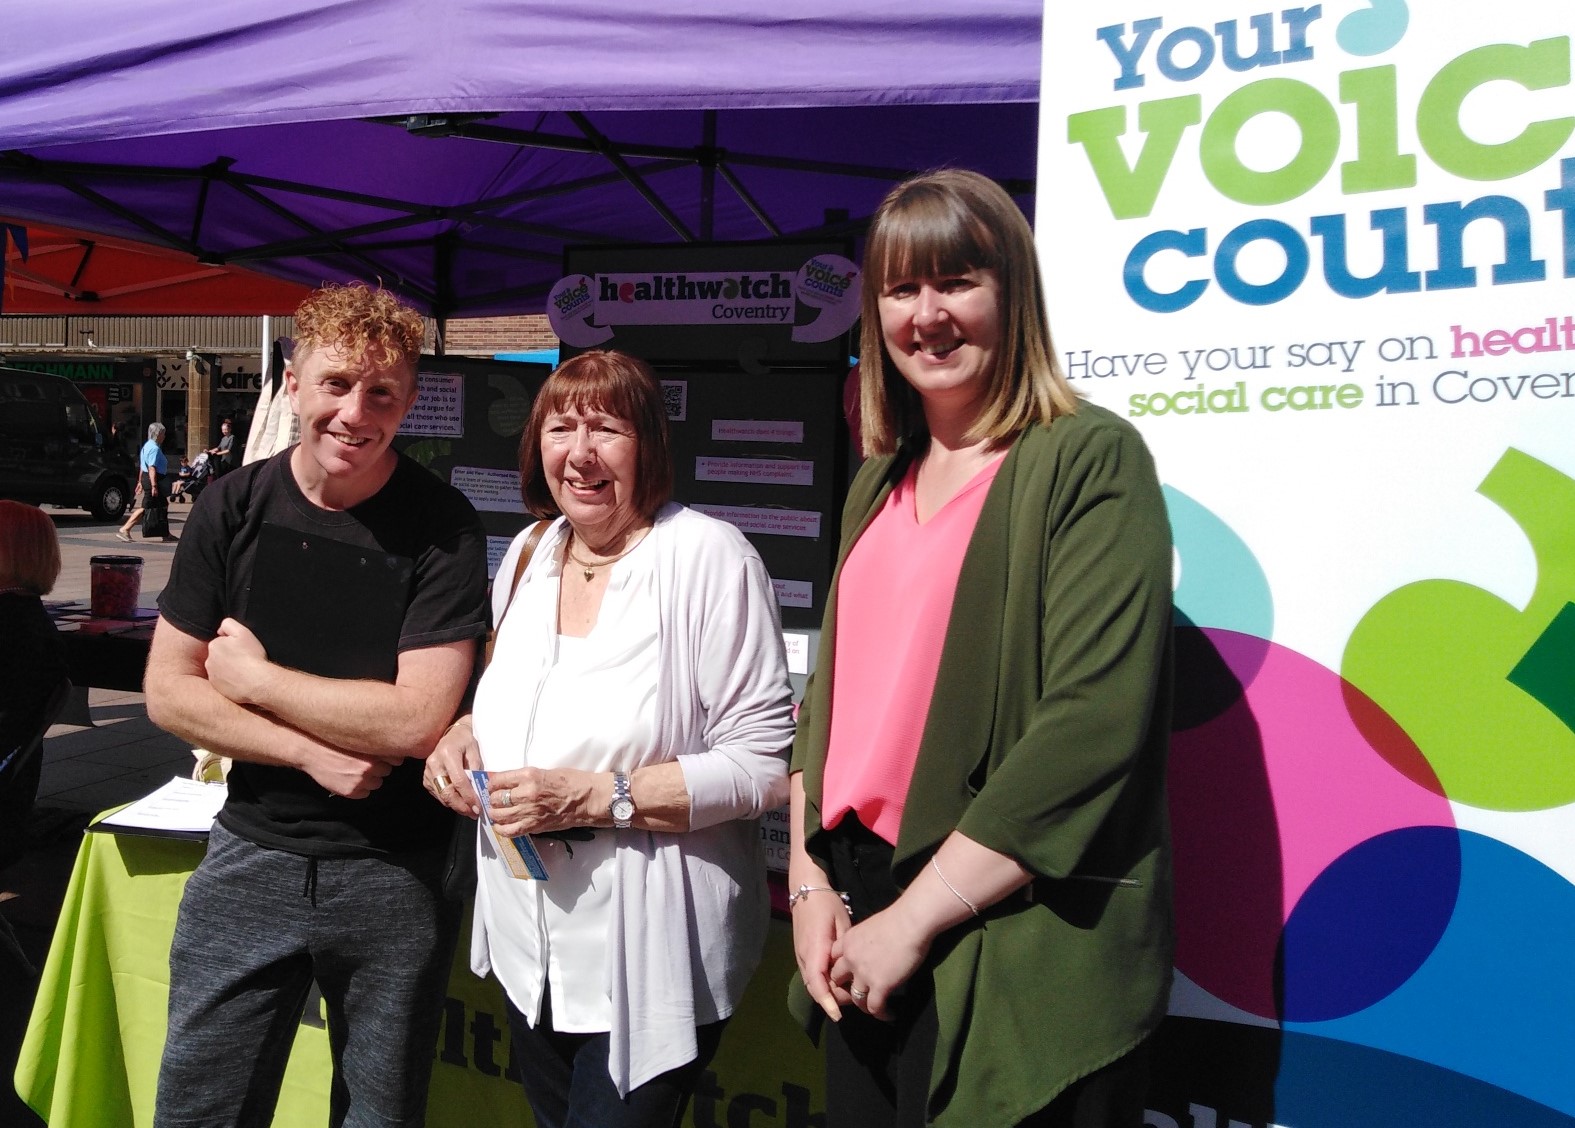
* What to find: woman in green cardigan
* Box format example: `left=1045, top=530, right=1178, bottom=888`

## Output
left=787, top=169, right=1175, bottom=1127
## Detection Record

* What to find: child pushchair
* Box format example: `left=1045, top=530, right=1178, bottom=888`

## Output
left=172, top=452, right=214, bottom=503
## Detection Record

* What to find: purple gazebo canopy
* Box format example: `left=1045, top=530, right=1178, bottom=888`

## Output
left=0, top=1, right=1042, bottom=316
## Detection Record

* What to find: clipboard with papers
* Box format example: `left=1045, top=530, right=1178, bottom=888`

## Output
left=92, top=776, right=228, bottom=840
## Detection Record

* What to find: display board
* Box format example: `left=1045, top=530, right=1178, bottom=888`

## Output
left=1039, top=3, right=1575, bottom=1125
left=395, top=356, right=552, bottom=578
left=555, top=241, right=859, bottom=629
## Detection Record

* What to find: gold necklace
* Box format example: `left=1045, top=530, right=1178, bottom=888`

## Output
left=564, top=530, right=646, bottom=582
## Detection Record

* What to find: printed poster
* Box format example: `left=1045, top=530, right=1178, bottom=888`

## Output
left=1040, top=3, right=1575, bottom=1124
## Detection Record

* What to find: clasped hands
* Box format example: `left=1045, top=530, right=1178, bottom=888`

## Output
left=794, top=894, right=931, bottom=1023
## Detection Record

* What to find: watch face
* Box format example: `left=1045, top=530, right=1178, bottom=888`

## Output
left=611, top=797, right=635, bottom=823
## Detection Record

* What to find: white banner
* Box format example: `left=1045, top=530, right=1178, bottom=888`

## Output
left=1041, top=3, right=1575, bottom=1123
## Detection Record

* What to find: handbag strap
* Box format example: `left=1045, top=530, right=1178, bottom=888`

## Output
left=492, top=519, right=550, bottom=642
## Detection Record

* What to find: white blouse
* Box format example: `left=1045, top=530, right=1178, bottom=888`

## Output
left=472, top=546, right=661, bottom=1033
left=467, top=504, right=794, bottom=1096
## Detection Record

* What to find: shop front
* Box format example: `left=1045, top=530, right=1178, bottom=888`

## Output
left=153, top=355, right=264, bottom=459
left=4, top=357, right=156, bottom=460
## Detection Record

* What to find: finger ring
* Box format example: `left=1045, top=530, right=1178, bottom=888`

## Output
left=850, top=986, right=869, bottom=1001
left=499, top=788, right=511, bottom=807
left=433, top=773, right=451, bottom=793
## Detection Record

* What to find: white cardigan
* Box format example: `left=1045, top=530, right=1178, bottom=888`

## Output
left=470, top=503, right=794, bottom=1094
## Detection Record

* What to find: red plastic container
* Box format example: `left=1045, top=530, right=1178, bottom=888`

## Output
left=89, top=555, right=144, bottom=619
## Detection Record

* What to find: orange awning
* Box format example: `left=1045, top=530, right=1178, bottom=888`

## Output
left=2, top=221, right=310, bottom=315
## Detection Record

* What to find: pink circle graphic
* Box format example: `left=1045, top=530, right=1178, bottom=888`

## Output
left=1170, top=629, right=1456, bottom=1018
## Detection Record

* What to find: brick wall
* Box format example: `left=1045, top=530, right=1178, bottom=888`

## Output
left=1, top=312, right=558, bottom=359
left=442, top=314, right=557, bottom=356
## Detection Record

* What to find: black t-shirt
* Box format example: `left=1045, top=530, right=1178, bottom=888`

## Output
left=159, top=450, right=488, bottom=857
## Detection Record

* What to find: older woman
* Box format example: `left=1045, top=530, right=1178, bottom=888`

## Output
left=0, top=501, right=69, bottom=867
left=425, top=349, right=794, bottom=1128
left=788, top=170, right=1175, bottom=1127
left=117, top=421, right=169, bottom=541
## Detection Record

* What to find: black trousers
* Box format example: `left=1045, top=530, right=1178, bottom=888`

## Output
left=821, top=815, right=1151, bottom=1128
left=505, top=990, right=728, bottom=1128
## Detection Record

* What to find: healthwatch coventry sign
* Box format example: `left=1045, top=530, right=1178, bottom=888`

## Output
left=547, top=254, right=861, bottom=347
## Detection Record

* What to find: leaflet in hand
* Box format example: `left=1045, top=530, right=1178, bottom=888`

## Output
left=467, top=769, right=549, bottom=881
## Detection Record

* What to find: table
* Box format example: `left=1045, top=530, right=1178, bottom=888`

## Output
left=45, top=601, right=156, bottom=726
left=48, top=601, right=156, bottom=693
left=15, top=828, right=824, bottom=1127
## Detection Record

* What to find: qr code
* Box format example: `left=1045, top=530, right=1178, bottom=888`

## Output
left=660, top=380, right=688, bottom=422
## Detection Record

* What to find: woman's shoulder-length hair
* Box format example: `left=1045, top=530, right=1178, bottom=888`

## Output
left=0, top=499, right=62, bottom=596
left=518, top=349, right=675, bottom=519
left=858, top=168, right=1079, bottom=457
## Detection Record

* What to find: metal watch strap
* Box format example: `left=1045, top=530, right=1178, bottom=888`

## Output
left=611, top=770, right=634, bottom=828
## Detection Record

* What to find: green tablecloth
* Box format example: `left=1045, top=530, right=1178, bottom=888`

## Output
left=16, top=830, right=821, bottom=1126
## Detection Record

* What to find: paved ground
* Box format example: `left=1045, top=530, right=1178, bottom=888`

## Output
left=3, top=502, right=195, bottom=1126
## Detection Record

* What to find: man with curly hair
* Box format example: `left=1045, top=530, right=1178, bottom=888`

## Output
left=145, top=283, right=488, bottom=1127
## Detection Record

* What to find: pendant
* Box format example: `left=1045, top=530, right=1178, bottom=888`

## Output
left=582, top=565, right=595, bottom=582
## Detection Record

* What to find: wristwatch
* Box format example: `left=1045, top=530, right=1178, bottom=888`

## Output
left=610, top=770, right=635, bottom=829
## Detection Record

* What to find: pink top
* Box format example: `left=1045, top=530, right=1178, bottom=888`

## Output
left=822, top=454, right=1005, bottom=844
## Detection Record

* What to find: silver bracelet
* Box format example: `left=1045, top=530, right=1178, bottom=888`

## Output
left=931, top=856, right=980, bottom=917
left=787, top=884, right=852, bottom=917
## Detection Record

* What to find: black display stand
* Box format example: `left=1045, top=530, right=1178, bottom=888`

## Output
left=392, top=240, right=855, bottom=631
left=393, top=355, right=552, bottom=579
